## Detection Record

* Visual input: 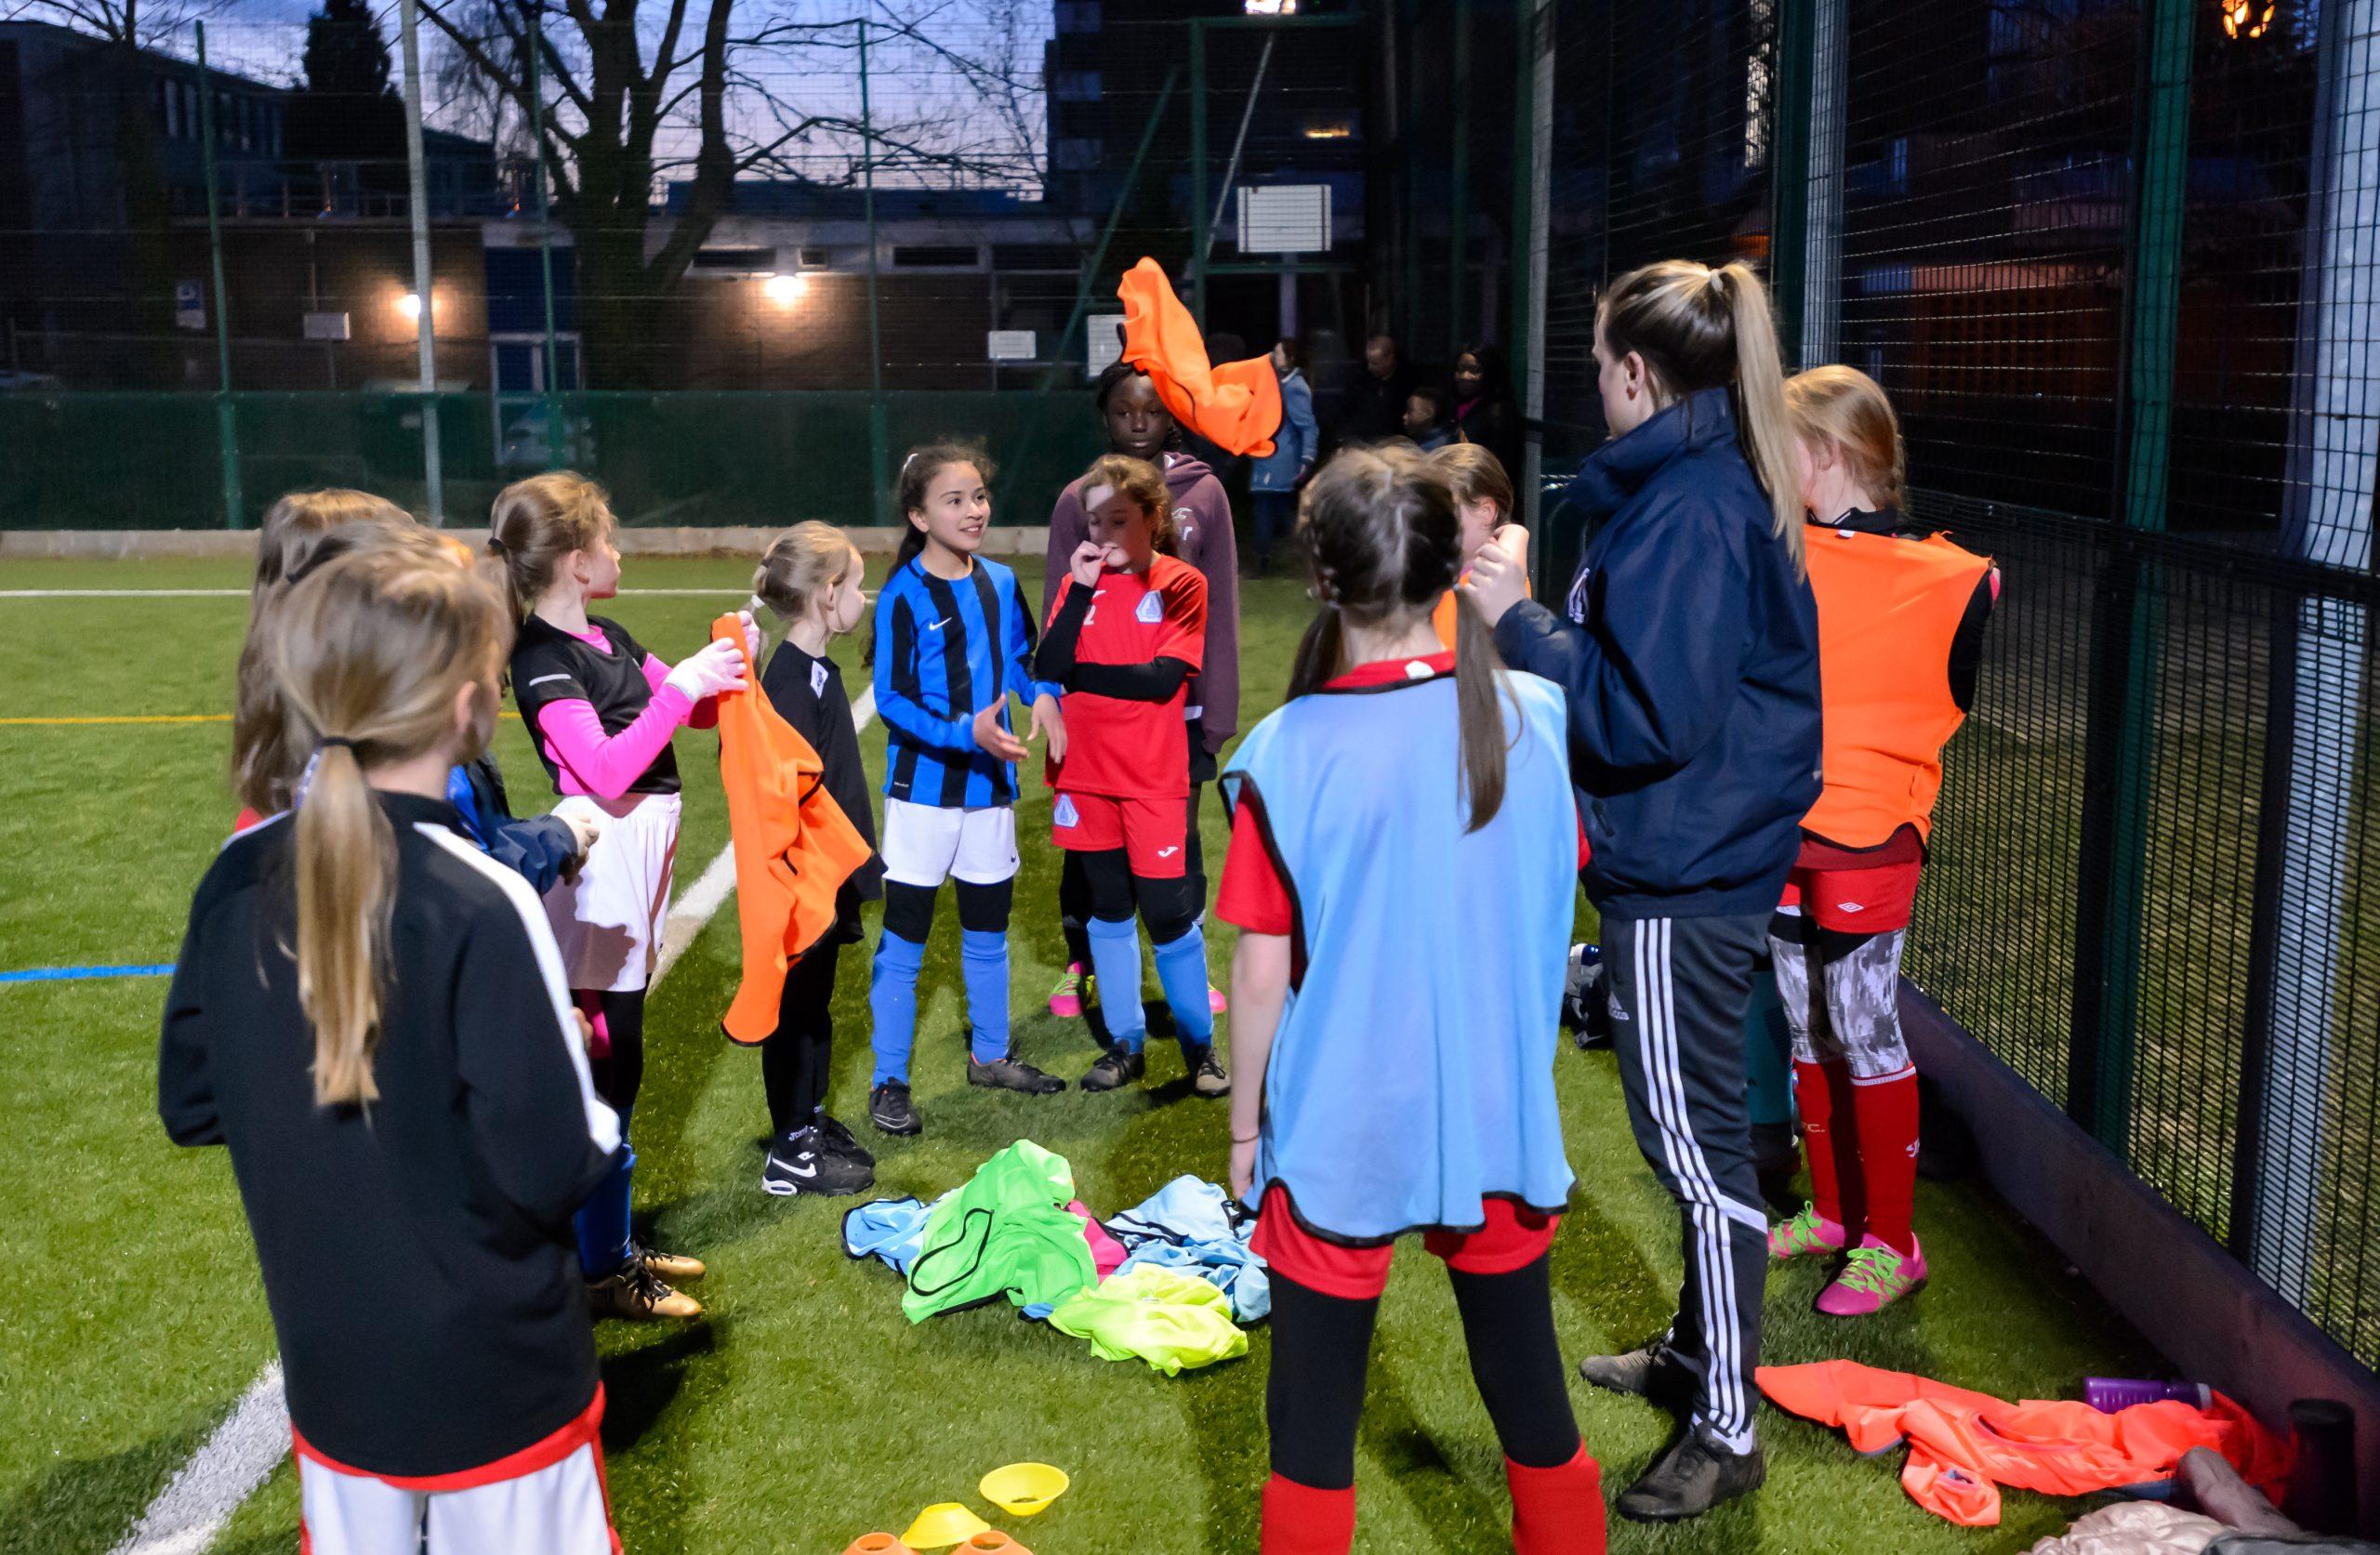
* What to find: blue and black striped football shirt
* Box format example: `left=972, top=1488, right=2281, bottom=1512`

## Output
left=873, top=553, right=1062, bottom=807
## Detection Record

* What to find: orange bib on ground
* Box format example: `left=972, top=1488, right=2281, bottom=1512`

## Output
left=1117, top=257, right=1282, bottom=458
left=1758, top=1360, right=2293, bottom=1528
left=709, top=615, right=874, bottom=1046
left=1801, top=527, right=1991, bottom=849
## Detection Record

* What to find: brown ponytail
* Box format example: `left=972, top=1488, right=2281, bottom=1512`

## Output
left=269, top=546, right=512, bottom=1107
left=1291, top=447, right=1511, bottom=832
left=487, top=471, right=615, bottom=622
left=1598, top=259, right=1806, bottom=574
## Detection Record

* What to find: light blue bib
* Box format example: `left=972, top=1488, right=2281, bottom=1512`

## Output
left=1224, top=665, right=1578, bottom=1240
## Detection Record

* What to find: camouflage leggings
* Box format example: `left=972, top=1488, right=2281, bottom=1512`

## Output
left=1766, top=921, right=1911, bottom=1080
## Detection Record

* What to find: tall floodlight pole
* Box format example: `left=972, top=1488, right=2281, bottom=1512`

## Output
left=398, top=0, right=445, bottom=522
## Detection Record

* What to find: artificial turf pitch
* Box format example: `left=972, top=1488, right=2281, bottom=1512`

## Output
left=0, top=555, right=2159, bottom=1553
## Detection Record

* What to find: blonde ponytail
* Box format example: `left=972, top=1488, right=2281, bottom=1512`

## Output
left=1715, top=263, right=1806, bottom=574
left=270, top=546, right=512, bottom=1108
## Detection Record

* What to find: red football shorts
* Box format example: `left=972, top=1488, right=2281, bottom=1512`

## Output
left=1051, top=791, right=1189, bottom=878
left=1251, top=1184, right=1561, bottom=1300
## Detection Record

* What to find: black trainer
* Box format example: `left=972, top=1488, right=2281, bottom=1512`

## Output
left=1080, top=1048, right=1145, bottom=1092
left=1577, top=1337, right=1699, bottom=1411
left=868, top=1079, right=921, bottom=1137
left=1616, top=1421, right=1766, bottom=1522
left=813, top=1112, right=875, bottom=1167
left=968, top=1053, right=1066, bottom=1094
left=762, top=1127, right=876, bottom=1197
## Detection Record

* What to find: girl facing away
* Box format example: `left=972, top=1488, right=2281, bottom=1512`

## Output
left=162, top=544, right=625, bottom=1552
left=1764, top=365, right=1996, bottom=1315
left=866, top=443, right=1068, bottom=1139
left=1220, top=446, right=1605, bottom=1555
left=490, top=471, right=754, bottom=1322
left=1465, top=258, right=1822, bottom=1521
left=748, top=521, right=883, bottom=1197
left=1035, top=454, right=1228, bottom=1098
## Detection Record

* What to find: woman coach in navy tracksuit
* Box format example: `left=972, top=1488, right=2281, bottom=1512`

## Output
left=1466, top=259, right=1821, bottom=1524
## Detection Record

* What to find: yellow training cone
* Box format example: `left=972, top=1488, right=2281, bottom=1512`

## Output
left=900, top=1503, right=992, bottom=1549
left=977, top=1463, right=1070, bottom=1518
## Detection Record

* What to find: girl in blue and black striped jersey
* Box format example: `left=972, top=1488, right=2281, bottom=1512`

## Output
left=865, top=442, right=1068, bottom=1140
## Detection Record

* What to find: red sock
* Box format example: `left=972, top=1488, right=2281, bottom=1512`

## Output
left=1792, top=1060, right=1858, bottom=1233
left=1507, top=1446, right=1605, bottom=1555
left=1261, top=1474, right=1355, bottom=1555
left=1850, top=1071, right=1921, bottom=1254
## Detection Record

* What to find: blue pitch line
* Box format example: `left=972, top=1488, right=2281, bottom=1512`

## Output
left=0, top=963, right=174, bottom=984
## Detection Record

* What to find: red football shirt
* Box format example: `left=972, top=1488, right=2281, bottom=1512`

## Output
left=1047, top=554, right=1207, bottom=799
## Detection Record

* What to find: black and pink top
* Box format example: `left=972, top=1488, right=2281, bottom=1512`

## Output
left=509, top=613, right=717, bottom=800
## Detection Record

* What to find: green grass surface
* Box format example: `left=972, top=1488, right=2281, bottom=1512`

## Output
left=0, top=555, right=2157, bottom=1553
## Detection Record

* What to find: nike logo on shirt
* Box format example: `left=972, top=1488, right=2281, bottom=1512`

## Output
left=924, top=617, right=952, bottom=634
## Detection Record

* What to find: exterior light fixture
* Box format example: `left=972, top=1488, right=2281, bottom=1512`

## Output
left=2219, top=0, right=2273, bottom=37
left=763, top=272, right=804, bottom=305
left=395, top=291, right=423, bottom=323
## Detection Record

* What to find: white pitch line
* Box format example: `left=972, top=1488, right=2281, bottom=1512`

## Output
left=0, top=587, right=764, bottom=600
left=110, top=674, right=875, bottom=1555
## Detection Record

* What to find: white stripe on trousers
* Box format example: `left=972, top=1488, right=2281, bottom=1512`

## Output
left=1634, top=917, right=1749, bottom=1439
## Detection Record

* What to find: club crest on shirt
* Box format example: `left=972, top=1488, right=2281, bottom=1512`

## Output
left=1054, top=795, right=1079, bottom=828
left=810, top=661, right=828, bottom=697
left=1136, top=592, right=1164, bottom=625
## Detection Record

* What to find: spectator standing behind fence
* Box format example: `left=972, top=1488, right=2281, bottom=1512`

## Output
left=1044, top=363, right=1240, bottom=1033
left=1248, top=337, right=1318, bottom=572
left=1343, top=332, right=1416, bottom=444
left=1465, top=258, right=1820, bottom=1522
left=1452, top=343, right=1524, bottom=477
left=1764, top=365, right=1998, bottom=1314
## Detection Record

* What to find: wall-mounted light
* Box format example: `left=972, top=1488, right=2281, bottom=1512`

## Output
left=763, top=272, right=805, bottom=305
left=1244, top=0, right=1298, bottom=13
left=1302, top=121, right=1353, bottom=140
left=2219, top=0, right=2274, bottom=37
left=395, top=291, right=424, bottom=323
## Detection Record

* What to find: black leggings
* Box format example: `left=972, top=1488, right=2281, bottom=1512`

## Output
left=883, top=876, right=1013, bottom=943
left=587, top=988, right=647, bottom=1116
left=1266, top=1256, right=1581, bottom=1490
left=1061, top=780, right=1207, bottom=963
left=760, top=941, right=842, bottom=1136
left=1078, top=846, right=1199, bottom=943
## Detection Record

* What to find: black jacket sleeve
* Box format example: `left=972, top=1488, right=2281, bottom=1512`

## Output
left=1035, top=584, right=1196, bottom=701
left=453, top=907, right=617, bottom=1230
left=158, top=898, right=223, bottom=1147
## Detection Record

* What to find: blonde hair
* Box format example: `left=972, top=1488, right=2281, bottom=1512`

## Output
left=270, top=545, right=512, bottom=1108
left=752, top=521, right=862, bottom=623
left=487, top=471, right=615, bottom=620
left=1077, top=454, right=1178, bottom=555
left=1785, top=363, right=1907, bottom=513
left=1431, top=442, right=1514, bottom=521
left=1598, top=259, right=1804, bottom=573
left=233, top=490, right=416, bottom=815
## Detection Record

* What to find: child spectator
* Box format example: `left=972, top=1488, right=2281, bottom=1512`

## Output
left=749, top=521, right=882, bottom=1196
left=867, top=444, right=1066, bottom=1137
left=1766, top=365, right=1996, bottom=1314
left=1036, top=454, right=1228, bottom=1098
left=1403, top=384, right=1454, bottom=452
left=1249, top=337, right=1319, bottom=570
left=1220, top=446, right=1604, bottom=1555
left=491, top=471, right=752, bottom=1321
left=1428, top=442, right=1527, bottom=652
left=1044, top=363, right=1240, bottom=1030
left=162, top=544, right=624, bottom=1551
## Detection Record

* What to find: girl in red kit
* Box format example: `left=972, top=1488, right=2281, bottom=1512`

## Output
left=1035, top=454, right=1229, bottom=1098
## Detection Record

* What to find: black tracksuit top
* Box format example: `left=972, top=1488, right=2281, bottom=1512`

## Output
left=158, top=791, right=619, bottom=1477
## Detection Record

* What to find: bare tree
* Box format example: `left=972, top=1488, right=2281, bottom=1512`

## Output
left=418, top=0, right=1044, bottom=387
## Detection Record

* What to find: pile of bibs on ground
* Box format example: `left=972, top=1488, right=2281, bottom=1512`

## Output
left=841, top=1140, right=1267, bottom=1376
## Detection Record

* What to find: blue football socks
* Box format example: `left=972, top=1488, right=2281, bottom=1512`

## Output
left=1152, top=923, right=1215, bottom=1054
left=959, top=928, right=1012, bottom=1065
left=575, top=1103, right=636, bottom=1279
left=1087, top=914, right=1147, bottom=1054
left=869, top=930, right=926, bottom=1087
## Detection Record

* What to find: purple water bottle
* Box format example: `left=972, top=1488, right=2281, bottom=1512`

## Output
left=2085, top=1377, right=2211, bottom=1413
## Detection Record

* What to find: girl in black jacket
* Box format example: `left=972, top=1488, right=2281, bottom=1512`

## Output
left=1466, top=259, right=1821, bottom=1524
left=162, top=545, right=624, bottom=1550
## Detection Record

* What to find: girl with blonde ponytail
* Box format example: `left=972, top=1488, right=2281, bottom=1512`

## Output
left=160, top=547, right=626, bottom=1548
left=1218, top=446, right=1606, bottom=1555
left=1463, top=257, right=1823, bottom=1521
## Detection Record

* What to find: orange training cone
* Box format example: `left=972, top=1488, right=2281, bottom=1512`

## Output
left=961, top=1535, right=1032, bottom=1555
left=842, top=1537, right=916, bottom=1555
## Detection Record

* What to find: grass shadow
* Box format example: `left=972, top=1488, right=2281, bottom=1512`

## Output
left=0, top=1420, right=212, bottom=1555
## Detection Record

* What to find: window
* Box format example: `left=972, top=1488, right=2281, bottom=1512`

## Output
left=1053, top=138, right=1103, bottom=172
left=1054, top=2, right=1101, bottom=32
left=892, top=244, right=981, bottom=270
left=992, top=244, right=1080, bottom=272
left=691, top=246, right=776, bottom=273
left=797, top=246, right=832, bottom=269
left=1053, top=70, right=1102, bottom=102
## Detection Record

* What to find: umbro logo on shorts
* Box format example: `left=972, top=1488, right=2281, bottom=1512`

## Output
left=1136, top=593, right=1164, bottom=625
left=1054, top=796, right=1079, bottom=828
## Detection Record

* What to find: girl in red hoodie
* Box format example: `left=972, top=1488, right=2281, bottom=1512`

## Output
left=1043, top=362, right=1240, bottom=1031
